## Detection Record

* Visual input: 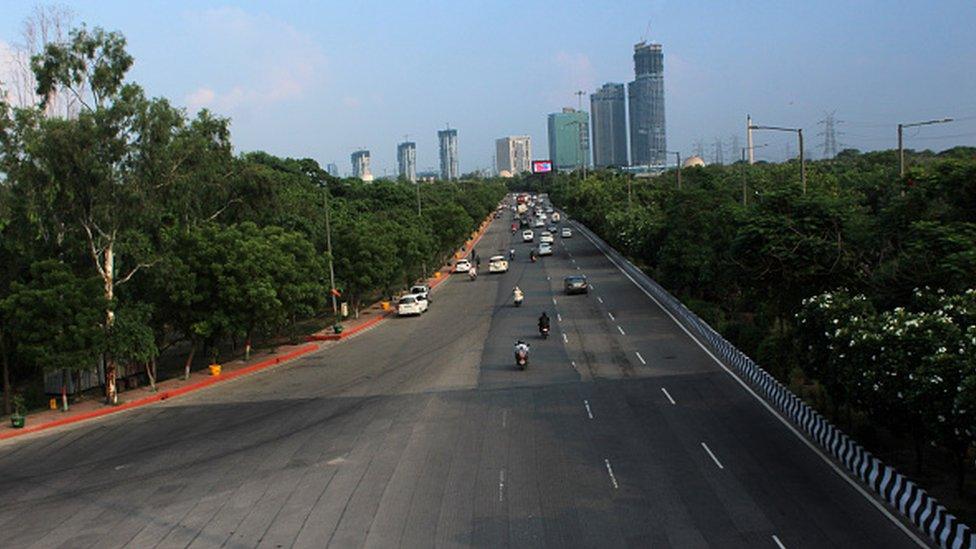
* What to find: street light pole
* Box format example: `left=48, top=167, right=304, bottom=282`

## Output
left=321, top=181, right=338, bottom=320
left=749, top=124, right=806, bottom=194
left=898, top=117, right=953, bottom=177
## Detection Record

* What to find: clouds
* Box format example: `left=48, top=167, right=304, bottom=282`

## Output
left=180, top=6, right=326, bottom=115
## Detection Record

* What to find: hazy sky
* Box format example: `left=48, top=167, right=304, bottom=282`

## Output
left=2, top=1, right=976, bottom=175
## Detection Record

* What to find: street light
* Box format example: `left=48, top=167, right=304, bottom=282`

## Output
left=898, top=118, right=953, bottom=177
left=317, top=178, right=339, bottom=323
left=740, top=144, right=768, bottom=205
left=749, top=124, right=806, bottom=194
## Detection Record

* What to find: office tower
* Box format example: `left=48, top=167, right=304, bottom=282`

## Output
left=325, top=163, right=339, bottom=177
left=397, top=141, right=417, bottom=182
left=438, top=128, right=459, bottom=180
left=547, top=108, right=589, bottom=171
left=495, top=136, right=532, bottom=175
left=628, top=41, right=666, bottom=166
left=351, top=150, right=373, bottom=181
left=590, top=83, right=628, bottom=168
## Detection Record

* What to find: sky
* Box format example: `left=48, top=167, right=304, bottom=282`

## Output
left=2, top=1, right=976, bottom=175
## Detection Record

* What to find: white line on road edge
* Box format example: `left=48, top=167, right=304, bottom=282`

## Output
left=577, top=225, right=927, bottom=548
left=562, top=333, right=569, bottom=343
left=661, top=387, right=676, bottom=405
left=616, top=325, right=626, bottom=336
left=502, top=410, right=508, bottom=428
left=604, top=458, right=619, bottom=489
left=557, top=313, right=562, bottom=322
left=608, top=312, right=615, bottom=321
left=635, top=351, right=646, bottom=365
left=772, top=535, right=786, bottom=549
left=499, top=469, right=506, bottom=502
left=597, top=296, right=604, bottom=304
left=584, top=400, right=594, bottom=419
left=701, top=442, right=725, bottom=469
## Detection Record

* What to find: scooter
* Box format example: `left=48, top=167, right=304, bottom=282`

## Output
left=469, top=269, right=478, bottom=281
left=514, top=293, right=523, bottom=307
left=515, top=347, right=529, bottom=370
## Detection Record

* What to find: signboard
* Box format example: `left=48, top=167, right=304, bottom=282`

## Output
left=531, top=160, right=553, bottom=173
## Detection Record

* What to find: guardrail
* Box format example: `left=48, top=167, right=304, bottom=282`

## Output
left=573, top=220, right=974, bottom=549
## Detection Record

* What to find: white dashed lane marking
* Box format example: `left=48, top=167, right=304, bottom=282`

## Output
left=616, top=325, right=626, bottom=336
left=607, top=312, right=615, bottom=321
left=604, top=458, right=619, bottom=489
left=772, top=535, right=786, bottom=549
left=597, top=296, right=604, bottom=304
left=583, top=400, right=594, bottom=419
left=701, top=442, right=725, bottom=469
left=562, top=333, right=568, bottom=343
left=661, top=387, right=676, bottom=405
left=635, top=351, right=646, bottom=365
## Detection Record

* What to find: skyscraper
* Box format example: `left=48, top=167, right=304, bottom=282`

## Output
left=325, top=163, right=339, bottom=177
left=351, top=150, right=373, bottom=181
left=397, top=141, right=417, bottom=182
left=495, top=136, right=532, bottom=175
left=590, top=83, right=628, bottom=168
left=547, top=108, right=589, bottom=171
left=628, top=41, right=666, bottom=167
left=438, top=128, right=459, bottom=180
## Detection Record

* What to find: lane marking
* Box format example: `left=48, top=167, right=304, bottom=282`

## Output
left=604, top=458, right=619, bottom=489
left=616, top=325, right=626, bottom=336
left=661, top=387, right=676, bottom=405
left=557, top=313, right=562, bottom=322
left=552, top=297, right=557, bottom=305
left=502, top=409, right=508, bottom=428
left=772, top=535, right=786, bottom=549
left=499, top=469, right=506, bottom=502
left=547, top=275, right=551, bottom=281
left=597, top=296, right=604, bottom=304
left=562, top=333, right=568, bottom=343
left=608, top=312, right=615, bottom=321
left=589, top=282, right=595, bottom=289
left=576, top=266, right=581, bottom=270
left=571, top=360, right=577, bottom=371
left=701, top=442, right=724, bottom=470
left=583, top=400, right=594, bottom=419
left=635, top=351, right=646, bottom=365
left=571, top=258, right=576, bottom=263
left=114, top=464, right=130, bottom=471
left=576, top=225, right=928, bottom=548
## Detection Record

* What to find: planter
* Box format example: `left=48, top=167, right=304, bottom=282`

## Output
left=381, top=301, right=391, bottom=311
left=10, top=415, right=25, bottom=429
left=332, top=324, right=344, bottom=334
left=208, top=364, right=222, bottom=377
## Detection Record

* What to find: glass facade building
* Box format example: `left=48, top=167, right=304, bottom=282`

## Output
left=628, top=42, right=666, bottom=167
left=590, top=83, right=628, bottom=168
left=438, top=128, right=459, bottom=180
left=351, top=150, right=372, bottom=181
left=397, top=141, right=417, bottom=182
left=547, top=108, right=590, bottom=171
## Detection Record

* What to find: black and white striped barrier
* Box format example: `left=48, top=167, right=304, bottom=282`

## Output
left=575, top=221, right=974, bottom=549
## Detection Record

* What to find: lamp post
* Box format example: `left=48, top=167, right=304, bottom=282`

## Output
left=318, top=179, right=338, bottom=322
left=898, top=117, right=953, bottom=177
left=749, top=124, right=806, bottom=194
left=740, top=143, right=768, bottom=205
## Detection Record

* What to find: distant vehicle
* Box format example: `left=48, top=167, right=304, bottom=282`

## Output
left=561, top=228, right=572, bottom=238
left=522, top=230, right=534, bottom=242
left=454, top=259, right=472, bottom=273
left=489, top=255, right=509, bottom=273
left=563, top=275, right=588, bottom=295
left=534, top=219, right=545, bottom=228
left=538, top=243, right=553, bottom=256
left=546, top=225, right=557, bottom=233
left=410, top=284, right=431, bottom=303
left=397, top=294, right=428, bottom=316
left=552, top=212, right=561, bottom=222
left=545, top=207, right=554, bottom=214
left=540, top=231, right=554, bottom=244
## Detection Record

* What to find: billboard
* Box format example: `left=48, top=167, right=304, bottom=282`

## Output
left=531, top=160, right=553, bottom=173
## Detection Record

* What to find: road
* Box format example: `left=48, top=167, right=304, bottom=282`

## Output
left=0, top=209, right=923, bottom=548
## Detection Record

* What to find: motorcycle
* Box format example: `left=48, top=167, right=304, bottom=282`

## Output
left=514, top=345, right=529, bottom=370
left=509, top=249, right=515, bottom=260
left=530, top=253, right=537, bottom=263
left=469, top=269, right=478, bottom=281
left=513, top=291, right=524, bottom=307
left=539, top=325, right=550, bottom=339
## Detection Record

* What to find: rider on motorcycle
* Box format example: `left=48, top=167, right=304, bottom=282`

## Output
left=538, top=312, right=550, bottom=332
left=514, top=340, right=530, bottom=362
left=509, top=248, right=515, bottom=260
left=513, top=286, right=524, bottom=303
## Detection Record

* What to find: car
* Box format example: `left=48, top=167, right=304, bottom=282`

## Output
left=454, top=259, right=471, bottom=273
left=410, top=284, right=431, bottom=303
left=563, top=275, right=588, bottom=295
left=522, top=230, right=534, bottom=242
left=561, top=227, right=573, bottom=238
left=538, top=243, right=553, bottom=256
left=552, top=212, right=561, bottom=222
left=546, top=225, right=557, bottom=233
left=397, top=294, right=429, bottom=316
left=534, top=219, right=545, bottom=228
left=539, top=231, right=554, bottom=244
left=489, top=255, right=509, bottom=273
left=545, top=207, right=554, bottom=214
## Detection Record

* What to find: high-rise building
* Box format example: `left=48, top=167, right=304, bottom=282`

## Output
left=397, top=141, right=417, bottom=182
left=590, top=83, right=628, bottom=168
left=438, top=128, right=459, bottom=180
left=547, top=108, right=589, bottom=171
left=495, top=136, right=532, bottom=175
left=628, top=41, right=666, bottom=167
left=351, top=150, right=373, bottom=181
left=325, top=163, right=339, bottom=177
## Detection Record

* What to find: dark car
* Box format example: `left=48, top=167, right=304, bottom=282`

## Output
left=563, top=275, right=589, bottom=295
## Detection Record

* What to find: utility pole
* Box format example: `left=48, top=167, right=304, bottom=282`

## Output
left=898, top=117, right=953, bottom=176
left=740, top=143, right=767, bottom=205
left=746, top=115, right=755, bottom=164
left=750, top=124, right=806, bottom=193
left=319, top=178, right=338, bottom=322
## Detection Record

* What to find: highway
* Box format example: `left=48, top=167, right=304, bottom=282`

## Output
left=0, top=207, right=923, bottom=548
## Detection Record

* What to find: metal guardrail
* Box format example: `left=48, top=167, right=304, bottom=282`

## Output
left=573, top=220, right=974, bottom=549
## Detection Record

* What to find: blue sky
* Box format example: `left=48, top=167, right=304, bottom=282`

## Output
left=2, top=1, right=975, bottom=175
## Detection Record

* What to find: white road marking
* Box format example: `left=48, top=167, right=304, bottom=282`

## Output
left=571, top=258, right=576, bottom=263
left=562, top=333, right=568, bottom=343
left=576, top=266, right=581, bottom=270
left=635, top=351, right=646, bottom=365
left=583, top=400, right=594, bottom=419
left=499, top=469, right=506, bottom=501
left=502, top=409, right=508, bottom=428
left=701, top=442, right=724, bottom=469
left=552, top=297, right=557, bottom=305
left=578, top=226, right=929, bottom=548
left=571, top=360, right=577, bottom=371
left=557, top=313, right=562, bottom=322
left=597, top=296, right=604, bottom=304
left=661, top=387, right=676, bottom=405
left=772, top=535, right=786, bottom=549
left=608, top=312, right=615, bottom=321
left=604, top=458, right=619, bottom=489
left=547, top=276, right=551, bottom=281
left=113, top=464, right=130, bottom=471
left=616, top=325, right=626, bottom=336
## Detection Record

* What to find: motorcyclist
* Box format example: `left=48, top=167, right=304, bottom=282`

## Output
left=513, top=286, right=524, bottom=302
left=538, top=312, right=550, bottom=332
left=509, top=248, right=515, bottom=260
left=514, top=340, right=530, bottom=362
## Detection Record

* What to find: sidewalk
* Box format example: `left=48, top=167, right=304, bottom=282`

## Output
left=1, top=212, right=499, bottom=442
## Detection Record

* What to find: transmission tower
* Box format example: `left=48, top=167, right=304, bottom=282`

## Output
left=729, top=134, right=741, bottom=162
left=817, top=111, right=844, bottom=159
left=712, top=137, right=724, bottom=165
left=693, top=139, right=704, bottom=158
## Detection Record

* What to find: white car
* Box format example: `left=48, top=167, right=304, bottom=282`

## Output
left=454, top=259, right=471, bottom=273
left=522, top=230, right=534, bottom=242
left=397, top=294, right=428, bottom=316
left=561, top=227, right=572, bottom=238
left=410, top=284, right=431, bottom=303
left=540, top=231, right=554, bottom=244
left=489, top=255, right=509, bottom=273
left=538, top=243, right=553, bottom=256
left=534, top=219, right=545, bottom=228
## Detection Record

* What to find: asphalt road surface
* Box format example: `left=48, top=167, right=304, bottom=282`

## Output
left=0, top=208, right=925, bottom=548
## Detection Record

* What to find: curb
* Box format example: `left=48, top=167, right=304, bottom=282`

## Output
left=0, top=343, right=320, bottom=441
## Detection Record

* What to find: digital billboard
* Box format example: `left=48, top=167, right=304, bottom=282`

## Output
left=531, top=160, right=553, bottom=173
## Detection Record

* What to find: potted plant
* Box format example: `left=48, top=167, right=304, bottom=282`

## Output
left=10, top=395, right=26, bottom=429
